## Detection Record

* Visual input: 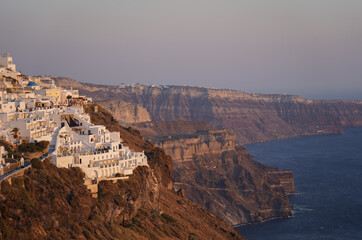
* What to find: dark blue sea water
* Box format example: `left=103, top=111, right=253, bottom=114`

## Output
left=236, top=127, right=362, bottom=240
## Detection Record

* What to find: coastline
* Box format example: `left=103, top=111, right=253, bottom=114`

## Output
left=236, top=127, right=362, bottom=239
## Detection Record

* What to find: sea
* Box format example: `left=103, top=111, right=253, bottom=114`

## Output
left=236, top=127, right=362, bottom=240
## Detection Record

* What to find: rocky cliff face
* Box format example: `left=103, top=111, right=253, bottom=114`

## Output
left=172, top=145, right=293, bottom=225
left=156, top=129, right=236, bottom=162
left=0, top=104, right=243, bottom=240
left=100, top=99, right=151, bottom=124
left=132, top=121, right=294, bottom=225
left=54, top=78, right=362, bottom=145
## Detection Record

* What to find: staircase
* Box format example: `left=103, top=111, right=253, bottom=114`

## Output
left=48, top=127, right=61, bottom=154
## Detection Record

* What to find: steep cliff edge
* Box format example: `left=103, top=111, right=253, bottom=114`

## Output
left=54, top=78, right=362, bottom=145
left=132, top=121, right=295, bottom=225
left=0, top=104, right=243, bottom=240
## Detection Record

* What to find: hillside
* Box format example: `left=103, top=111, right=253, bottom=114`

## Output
left=0, top=104, right=243, bottom=240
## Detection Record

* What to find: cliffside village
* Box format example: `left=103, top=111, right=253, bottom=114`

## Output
left=0, top=53, right=148, bottom=179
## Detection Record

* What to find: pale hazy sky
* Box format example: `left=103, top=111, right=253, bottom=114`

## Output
left=1, top=0, right=362, bottom=100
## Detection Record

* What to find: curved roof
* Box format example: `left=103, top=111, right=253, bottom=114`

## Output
left=26, top=81, right=39, bottom=87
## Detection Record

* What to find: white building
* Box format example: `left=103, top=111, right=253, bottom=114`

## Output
left=0, top=53, right=16, bottom=72
left=0, top=67, right=21, bottom=80
left=51, top=118, right=148, bottom=179
left=35, top=80, right=79, bottom=105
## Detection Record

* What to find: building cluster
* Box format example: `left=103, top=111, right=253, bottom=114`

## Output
left=0, top=54, right=80, bottom=143
left=51, top=107, right=147, bottom=178
left=0, top=53, right=148, bottom=179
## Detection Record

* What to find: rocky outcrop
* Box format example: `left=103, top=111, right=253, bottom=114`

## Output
left=100, top=99, right=151, bottom=124
left=54, top=78, right=362, bottom=145
left=131, top=121, right=294, bottom=225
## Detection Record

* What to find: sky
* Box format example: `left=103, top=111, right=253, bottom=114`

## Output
left=1, top=0, right=362, bottom=100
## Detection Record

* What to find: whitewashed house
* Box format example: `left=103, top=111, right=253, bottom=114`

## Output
left=51, top=119, right=148, bottom=178
left=0, top=53, right=16, bottom=72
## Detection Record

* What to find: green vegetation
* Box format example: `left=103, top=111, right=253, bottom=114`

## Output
left=161, top=213, right=177, bottom=223
left=18, top=141, right=49, bottom=153
left=11, top=128, right=20, bottom=144
left=0, top=138, right=13, bottom=158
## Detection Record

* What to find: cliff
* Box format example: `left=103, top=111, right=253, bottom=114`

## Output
left=156, top=129, right=236, bottom=162
left=0, top=104, right=243, bottom=240
left=132, top=121, right=295, bottom=225
left=173, top=146, right=293, bottom=225
left=54, top=78, right=362, bottom=145
left=98, top=99, right=151, bottom=124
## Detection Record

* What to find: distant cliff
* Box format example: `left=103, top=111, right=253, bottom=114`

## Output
left=54, top=78, right=362, bottom=145
left=132, top=120, right=295, bottom=225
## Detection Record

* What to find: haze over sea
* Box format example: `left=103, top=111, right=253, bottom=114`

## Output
left=237, top=127, right=362, bottom=240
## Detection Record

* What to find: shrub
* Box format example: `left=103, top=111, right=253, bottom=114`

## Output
left=7, top=149, right=13, bottom=158
left=18, top=141, right=49, bottom=153
left=161, top=213, right=177, bottom=223
left=31, top=158, right=43, bottom=170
